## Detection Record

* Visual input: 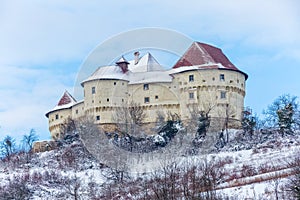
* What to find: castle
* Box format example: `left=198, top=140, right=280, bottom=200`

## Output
left=46, top=42, right=248, bottom=140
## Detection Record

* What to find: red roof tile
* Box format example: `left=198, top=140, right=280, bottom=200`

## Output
left=173, top=42, right=238, bottom=70
left=57, top=91, right=76, bottom=106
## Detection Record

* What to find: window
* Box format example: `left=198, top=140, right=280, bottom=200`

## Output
left=144, top=84, right=149, bottom=90
left=220, top=74, right=225, bottom=81
left=220, top=91, right=226, bottom=99
left=96, top=116, right=100, bottom=121
left=55, top=114, right=59, bottom=120
left=189, top=75, right=194, bottom=82
left=155, top=95, right=158, bottom=99
left=107, top=98, right=109, bottom=102
left=75, top=109, right=78, bottom=114
left=92, top=86, right=96, bottom=94
left=212, top=77, right=215, bottom=81
left=189, top=92, right=194, bottom=99
left=114, top=82, right=116, bottom=85
left=144, top=97, right=150, bottom=103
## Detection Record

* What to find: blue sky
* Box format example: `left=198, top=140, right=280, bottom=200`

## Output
left=0, top=0, right=300, bottom=142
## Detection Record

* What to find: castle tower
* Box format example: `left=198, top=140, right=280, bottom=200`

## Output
left=45, top=90, right=77, bottom=139
left=170, top=42, right=248, bottom=129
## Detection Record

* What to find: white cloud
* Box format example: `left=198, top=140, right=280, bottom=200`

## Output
left=0, top=65, right=76, bottom=141
left=0, top=0, right=299, bottom=142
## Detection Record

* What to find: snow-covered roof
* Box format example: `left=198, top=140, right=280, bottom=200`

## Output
left=45, top=91, right=77, bottom=117
left=168, top=63, right=226, bottom=74
left=129, top=71, right=172, bottom=84
left=81, top=65, right=130, bottom=85
left=128, top=53, right=165, bottom=73
left=81, top=53, right=172, bottom=85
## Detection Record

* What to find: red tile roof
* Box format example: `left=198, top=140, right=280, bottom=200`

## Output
left=173, top=42, right=238, bottom=70
left=57, top=91, right=76, bottom=106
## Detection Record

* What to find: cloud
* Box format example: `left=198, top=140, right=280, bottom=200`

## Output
left=1, top=0, right=299, bottom=67
left=0, top=64, right=76, bottom=141
left=0, top=0, right=299, bottom=142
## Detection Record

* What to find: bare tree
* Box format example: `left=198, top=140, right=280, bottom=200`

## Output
left=113, top=101, right=146, bottom=135
left=22, top=129, right=39, bottom=152
left=0, top=135, right=16, bottom=160
left=62, top=175, right=82, bottom=200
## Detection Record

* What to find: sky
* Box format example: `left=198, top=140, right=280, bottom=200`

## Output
left=0, top=0, right=300, bottom=142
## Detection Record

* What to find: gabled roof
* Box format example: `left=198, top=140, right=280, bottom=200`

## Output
left=45, top=91, right=77, bottom=117
left=128, top=53, right=165, bottom=73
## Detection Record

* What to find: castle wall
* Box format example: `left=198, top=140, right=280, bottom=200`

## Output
left=171, top=69, right=246, bottom=127
left=48, top=69, right=246, bottom=139
left=83, top=79, right=129, bottom=123
left=128, top=82, right=180, bottom=122
left=72, top=101, right=85, bottom=118
left=48, top=108, right=72, bottom=139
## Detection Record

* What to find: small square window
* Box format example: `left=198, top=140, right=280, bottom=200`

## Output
left=55, top=114, right=59, bottom=120
left=189, top=92, right=194, bottom=99
left=96, top=116, right=100, bottom=121
left=220, top=91, right=226, bottom=99
left=92, top=86, right=96, bottom=94
left=144, top=97, right=150, bottom=103
left=189, top=75, right=194, bottom=82
left=220, top=74, right=225, bottom=81
left=144, top=84, right=149, bottom=90
left=155, top=95, right=158, bottom=99
left=75, top=110, right=78, bottom=114
left=212, top=77, right=215, bottom=81
left=107, top=98, right=109, bottom=102
left=114, top=82, right=116, bottom=85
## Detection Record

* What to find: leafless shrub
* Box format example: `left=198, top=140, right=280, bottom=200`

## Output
left=0, top=173, right=31, bottom=200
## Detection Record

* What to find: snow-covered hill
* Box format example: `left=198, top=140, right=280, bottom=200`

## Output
left=1, top=130, right=300, bottom=199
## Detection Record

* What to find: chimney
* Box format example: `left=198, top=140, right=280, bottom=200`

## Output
left=134, top=51, right=140, bottom=65
left=116, top=56, right=129, bottom=73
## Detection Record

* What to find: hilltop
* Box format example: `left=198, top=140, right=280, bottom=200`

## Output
left=1, top=128, right=300, bottom=199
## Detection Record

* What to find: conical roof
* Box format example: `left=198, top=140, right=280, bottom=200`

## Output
left=57, top=91, right=77, bottom=106
left=128, top=53, right=165, bottom=73
left=173, top=42, right=237, bottom=70
left=116, top=56, right=129, bottom=64
left=173, top=42, right=247, bottom=79
left=45, top=91, right=77, bottom=117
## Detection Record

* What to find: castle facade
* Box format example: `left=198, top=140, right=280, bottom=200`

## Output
left=46, top=42, right=248, bottom=140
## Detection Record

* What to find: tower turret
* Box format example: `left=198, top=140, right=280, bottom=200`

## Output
left=116, top=56, right=129, bottom=73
